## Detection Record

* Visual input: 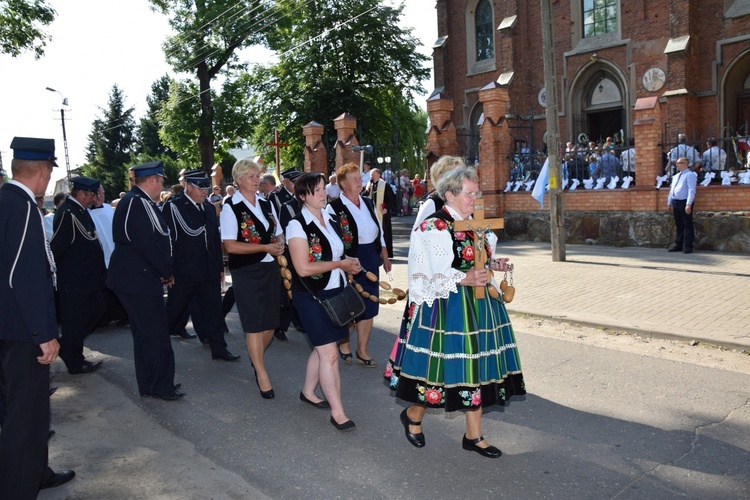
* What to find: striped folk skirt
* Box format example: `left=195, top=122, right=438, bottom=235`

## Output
left=391, top=284, right=526, bottom=412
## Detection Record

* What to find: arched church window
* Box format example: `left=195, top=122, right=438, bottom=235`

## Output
left=743, top=72, right=750, bottom=90
left=582, top=0, right=618, bottom=38
left=476, top=0, right=494, bottom=61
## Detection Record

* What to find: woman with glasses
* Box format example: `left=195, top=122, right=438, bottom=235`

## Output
left=392, top=166, right=525, bottom=458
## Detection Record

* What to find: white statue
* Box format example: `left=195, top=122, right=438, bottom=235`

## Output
left=562, top=178, right=569, bottom=190
left=524, top=179, right=535, bottom=191
left=594, top=177, right=606, bottom=190
left=513, top=180, right=524, bottom=192
left=621, top=176, right=633, bottom=189
left=721, top=171, right=732, bottom=186
left=655, top=174, right=668, bottom=189
left=504, top=181, right=513, bottom=193
left=738, top=170, right=750, bottom=185
left=700, top=172, right=715, bottom=186
left=606, top=175, right=620, bottom=189
left=569, top=178, right=580, bottom=190
left=583, top=178, right=594, bottom=189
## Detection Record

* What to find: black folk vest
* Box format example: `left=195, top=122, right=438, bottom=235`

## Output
left=289, top=213, right=343, bottom=294
left=328, top=196, right=380, bottom=257
left=225, top=197, right=278, bottom=270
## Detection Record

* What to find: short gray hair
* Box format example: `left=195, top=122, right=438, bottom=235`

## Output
left=436, top=166, right=478, bottom=200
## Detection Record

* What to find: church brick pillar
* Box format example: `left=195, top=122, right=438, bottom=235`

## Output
left=211, top=163, right=223, bottom=189
left=425, top=92, right=460, bottom=191
left=633, top=97, right=663, bottom=188
left=303, top=121, right=328, bottom=175
left=334, top=113, right=360, bottom=170
left=477, top=81, right=512, bottom=218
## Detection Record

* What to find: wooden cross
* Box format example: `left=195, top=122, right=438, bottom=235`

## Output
left=265, top=129, right=289, bottom=173
left=453, top=198, right=504, bottom=299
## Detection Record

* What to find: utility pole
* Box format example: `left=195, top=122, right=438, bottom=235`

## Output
left=540, top=0, right=566, bottom=261
left=46, top=87, right=71, bottom=184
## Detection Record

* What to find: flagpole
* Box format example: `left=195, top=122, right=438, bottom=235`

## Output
left=540, top=0, right=566, bottom=261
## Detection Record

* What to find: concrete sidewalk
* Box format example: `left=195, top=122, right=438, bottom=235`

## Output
left=387, top=218, right=750, bottom=350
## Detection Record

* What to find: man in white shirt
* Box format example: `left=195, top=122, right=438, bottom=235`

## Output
left=620, top=138, right=636, bottom=183
left=701, top=139, right=727, bottom=181
left=326, top=174, right=340, bottom=201
left=667, top=157, right=697, bottom=254
left=667, top=134, right=701, bottom=176
left=360, top=160, right=372, bottom=187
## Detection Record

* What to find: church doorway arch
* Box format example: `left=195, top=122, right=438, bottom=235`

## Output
left=570, top=64, right=628, bottom=145
left=721, top=49, right=750, bottom=135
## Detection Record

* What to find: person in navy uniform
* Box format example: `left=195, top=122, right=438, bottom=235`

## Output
left=50, top=176, right=107, bottom=374
left=108, top=161, right=184, bottom=401
left=162, top=170, right=240, bottom=362
left=0, top=137, right=75, bottom=497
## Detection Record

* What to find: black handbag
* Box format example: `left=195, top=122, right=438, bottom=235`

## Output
left=317, top=283, right=366, bottom=328
left=299, top=278, right=366, bottom=328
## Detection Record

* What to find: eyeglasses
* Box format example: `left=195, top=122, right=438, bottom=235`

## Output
left=460, top=190, right=482, bottom=199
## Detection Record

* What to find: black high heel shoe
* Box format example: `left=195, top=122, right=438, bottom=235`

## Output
left=400, top=408, right=425, bottom=448
left=253, top=368, right=275, bottom=399
left=462, top=434, right=501, bottom=458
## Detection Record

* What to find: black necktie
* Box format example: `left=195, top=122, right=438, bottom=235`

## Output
left=196, top=202, right=203, bottom=212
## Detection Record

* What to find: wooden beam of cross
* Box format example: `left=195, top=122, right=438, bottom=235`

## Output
left=453, top=198, right=504, bottom=299
left=265, top=129, right=289, bottom=173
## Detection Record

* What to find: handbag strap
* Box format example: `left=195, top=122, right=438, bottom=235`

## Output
left=297, top=267, right=347, bottom=304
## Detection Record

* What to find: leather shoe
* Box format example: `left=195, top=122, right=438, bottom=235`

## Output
left=274, top=329, right=288, bottom=341
left=68, top=360, right=102, bottom=375
left=667, top=246, right=682, bottom=252
left=462, top=434, right=501, bottom=458
left=683, top=248, right=693, bottom=254
left=300, top=391, right=330, bottom=409
left=141, top=390, right=185, bottom=401
left=330, top=416, right=356, bottom=431
left=212, top=351, right=241, bottom=361
left=400, top=408, right=425, bottom=448
left=172, top=330, right=196, bottom=339
left=39, top=469, right=76, bottom=490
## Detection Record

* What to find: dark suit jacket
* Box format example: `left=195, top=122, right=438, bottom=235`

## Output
left=0, top=183, right=58, bottom=344
left=268, top=187, right=294, bottom=216
left=107, top=186, right=174, bottom=297
left=162, top=193, right=222, bottom=282
left=50, top=197, right=106, bottom=292
left=278, top=198, right=300, bottom=231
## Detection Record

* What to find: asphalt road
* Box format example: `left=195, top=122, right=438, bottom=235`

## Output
left=40, top=299, right=750, bottom=499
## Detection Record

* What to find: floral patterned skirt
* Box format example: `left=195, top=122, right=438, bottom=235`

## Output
left=388, top=285, right=525, bottom=412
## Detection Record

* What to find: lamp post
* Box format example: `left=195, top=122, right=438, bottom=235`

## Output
left=352, top=144, right=373, bottom=173
left=45, top=87, right=71, bottom=184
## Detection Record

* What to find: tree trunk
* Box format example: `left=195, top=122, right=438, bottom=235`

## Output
left=197, top=62, right=215, bottom=173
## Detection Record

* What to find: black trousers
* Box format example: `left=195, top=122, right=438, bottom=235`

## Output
left=59, top=289, right=106, bottom=371
left=166, top=278, right=227, bottom=355
left=115, top=291, right=176, bottom=396
left=671, top=199, right=694, bottom=250
left=0, top=340, right=50, bottom=499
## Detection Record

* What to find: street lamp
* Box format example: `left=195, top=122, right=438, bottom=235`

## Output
left=45, top=87, right=71, bottom=183
left=352, top=144, right=373, bottom=173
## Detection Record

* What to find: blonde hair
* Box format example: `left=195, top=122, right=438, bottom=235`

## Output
left=232, top=157, right=263, bottom=181
left=429, top=155, right=465, bottom=185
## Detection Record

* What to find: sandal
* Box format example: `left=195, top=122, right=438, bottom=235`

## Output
left=355, top=352, right=377, bottom=368
left=338, top=346, right=353, bottom=363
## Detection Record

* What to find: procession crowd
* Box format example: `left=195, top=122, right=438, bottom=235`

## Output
left=0, top=136, right=524, bottom=497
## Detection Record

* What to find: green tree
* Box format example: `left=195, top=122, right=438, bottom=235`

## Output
left=80, top=84, right=136, bottom=201
left=157, top=72, right=253, bottom=170
left=0, top=0, right=55, bottom=58
left=137, top=75, right=176, bottom=159
left=149, top=0, right=268, bottom=173
left=244, top=0, right=429, bottom=171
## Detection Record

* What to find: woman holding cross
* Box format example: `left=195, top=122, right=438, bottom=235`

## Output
left=391, top=166, right=525, bottom=458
